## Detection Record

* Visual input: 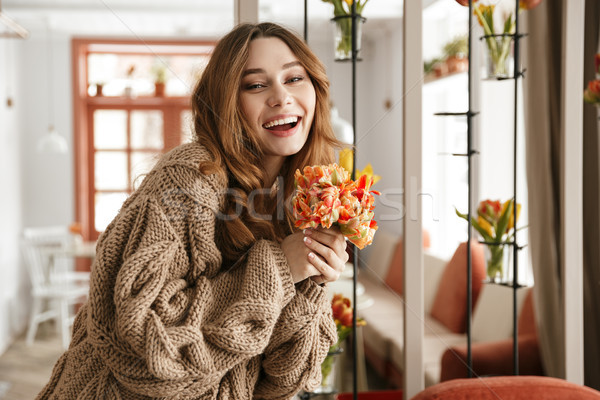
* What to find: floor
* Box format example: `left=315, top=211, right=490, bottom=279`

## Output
left=0, top=323, right=63, bottom=400
left=0, top=323, right=390, bottom=400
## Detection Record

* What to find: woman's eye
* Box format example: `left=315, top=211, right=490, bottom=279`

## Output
left=245, top=83, right=265, bottom=90
left=287, top=76, right=304, bottom=83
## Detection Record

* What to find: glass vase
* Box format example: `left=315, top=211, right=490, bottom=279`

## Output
left=332, top=16, right=365, bottom=61
left=485, top=243, right=513, bottom=283
left=483, top=35, right=514, bottom=79
left=313, top=347, right=343, bottom=394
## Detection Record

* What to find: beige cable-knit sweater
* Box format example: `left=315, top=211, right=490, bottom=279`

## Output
left=37, top=142, right=337, bottom=400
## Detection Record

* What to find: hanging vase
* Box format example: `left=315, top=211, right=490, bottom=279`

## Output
left=482, top=35, right=514, bottom=79
left=484, top=243, right=513, bottom=283
left=332, top=16, right=365, bottom=61
left=314, top=347, right=343, bottom=394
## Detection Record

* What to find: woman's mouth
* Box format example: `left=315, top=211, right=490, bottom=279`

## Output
left=262, top=116, right=300, bottom=132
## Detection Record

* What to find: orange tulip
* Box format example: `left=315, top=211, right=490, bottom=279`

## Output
left=293, top=164, right=379, bottom=249
left=519, top=0, right=542, bottom=10
left=584, top=80, right=600, bottom=104
left=455, top=0, right=478, bottom=6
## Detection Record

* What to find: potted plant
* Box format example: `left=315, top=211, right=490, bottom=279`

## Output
left=152, top=64, right=167, bottom=97
left=443, top=35, right=468, bottom=73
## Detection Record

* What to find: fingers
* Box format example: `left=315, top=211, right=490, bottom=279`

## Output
left=303, top=228, right=348, bottom=283
left=304, top=227, right=348, bottom=262
left=306, top=249, right=340, bottom=282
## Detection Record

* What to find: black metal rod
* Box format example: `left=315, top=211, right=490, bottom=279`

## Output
left=303, top=0, right=308, bottom=43
left=466, top=0, right=474, bottom=378
left=434, top=111, right=480, bottom=117
left=512, top=0, right=520, bottom=376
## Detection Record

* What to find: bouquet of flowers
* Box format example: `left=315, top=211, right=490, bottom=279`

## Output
left=584, top=54, right=600, bottom=105
left=456, top=199, right=521, bottom=281
left=292, top=164, right=379, bottom=249
left=320, top=293, right=366, bottom=388
left=454, top=0, right=542, bottom=78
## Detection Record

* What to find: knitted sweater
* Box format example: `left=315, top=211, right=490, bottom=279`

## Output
left=37, top=143, right=338, bottom=400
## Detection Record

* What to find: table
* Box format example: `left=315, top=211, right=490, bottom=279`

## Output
left=45, top=240, right=97, bottom=259
left=40, top=240, right=96, bottom=283
left=328, top=263, right=375, bottom=310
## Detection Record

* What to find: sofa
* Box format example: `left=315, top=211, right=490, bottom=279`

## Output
left=355, top=229, right=539, bottom=388
left=410, top=376, right=600, bottom=400
left=440, top=287, right=544, bottom=380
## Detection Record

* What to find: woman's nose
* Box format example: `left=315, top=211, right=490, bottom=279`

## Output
left=267, top=83, right=292, bottom=107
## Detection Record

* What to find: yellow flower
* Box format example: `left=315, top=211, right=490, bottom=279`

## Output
left=344, top=0, right=353, bottom=6
left=338, top=149, right=381, bottom=185
left=473, top=4, right=495, bottom=35
left=502, top=200, right=521, bottom=231
left=477, top=216, right=494, bottom=237
left=357, top=163, right=381, bottom=185
left=339, top=148, right=353, bottom=175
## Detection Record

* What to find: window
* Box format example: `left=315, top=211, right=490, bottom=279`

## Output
left=72, top=39, right=214, bottom=240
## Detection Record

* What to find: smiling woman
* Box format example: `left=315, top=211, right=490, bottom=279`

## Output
left=37, top=22, right=349, bottom=399
left=239, top=37, right=316, bottom=182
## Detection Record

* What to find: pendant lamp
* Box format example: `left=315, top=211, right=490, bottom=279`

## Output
left=37, top=20, right=67, bottom=154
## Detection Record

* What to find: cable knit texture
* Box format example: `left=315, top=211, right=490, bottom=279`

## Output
left=36, top=142, right=337, bottom=400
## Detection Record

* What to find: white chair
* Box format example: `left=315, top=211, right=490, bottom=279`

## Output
left=21, top=226, right=90, bottom=349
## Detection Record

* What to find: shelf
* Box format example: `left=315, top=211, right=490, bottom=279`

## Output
left=483, top=280, right=530, bottom=289
left=85, top=95, right=189, bottom=106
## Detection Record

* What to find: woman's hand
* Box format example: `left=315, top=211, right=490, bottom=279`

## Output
left=281, top=226, right=349, bottom=284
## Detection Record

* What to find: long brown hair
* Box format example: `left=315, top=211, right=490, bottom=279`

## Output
left=192, top=22, right=340, bottom=267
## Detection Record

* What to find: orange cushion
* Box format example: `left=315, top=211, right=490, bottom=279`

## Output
left=414, top=376, right=600, bottom=400
left=384, top=230, right=431, bottom=297
left=518, top=289, right=537, bottom=337
left=429, top=241, right=486, bottom=333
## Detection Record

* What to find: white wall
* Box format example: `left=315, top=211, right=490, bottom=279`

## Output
left=0, top=39, right=28, bottom=354
left=0, top=30, right=75, bottom=355
left=19, top=31, right=74, bottom=228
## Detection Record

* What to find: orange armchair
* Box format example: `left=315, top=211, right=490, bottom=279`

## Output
left=440, top=289, right=544, bottom=381
left=411, top=376, right=600, bottom=400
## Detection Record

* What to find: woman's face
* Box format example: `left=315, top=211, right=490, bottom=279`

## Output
left=239, top=37, right=316, bottom=167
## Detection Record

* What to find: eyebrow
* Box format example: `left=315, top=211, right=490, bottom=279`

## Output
left=242, top=61, right=302, bottom=77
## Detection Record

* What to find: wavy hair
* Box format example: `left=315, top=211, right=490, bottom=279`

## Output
left=192, top=22, right=340, bottom=267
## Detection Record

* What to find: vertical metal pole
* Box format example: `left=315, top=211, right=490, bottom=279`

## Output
left=466, top=0, right=474, bottom=378
left=512, top=0, right=520, bottom=376
left=303, top=0, right=308, bottom=43
left=351, top=3, right=358, bottom=399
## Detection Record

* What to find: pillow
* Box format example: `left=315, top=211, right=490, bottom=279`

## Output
left=384, top=230, right=431, bottom=297
left=518, top=289, right=537, bottom=337
left=429, top=241, right=486, bottom=334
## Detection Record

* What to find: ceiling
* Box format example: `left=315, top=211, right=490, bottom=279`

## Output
left=1, top=0, right=422, bottom=39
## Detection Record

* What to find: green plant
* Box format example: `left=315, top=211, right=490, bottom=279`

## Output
left=443, top=35, right=468, bottom=58
left=152, top=63, right=168, bottom=84
left=424, top=58, right=443, bottom=74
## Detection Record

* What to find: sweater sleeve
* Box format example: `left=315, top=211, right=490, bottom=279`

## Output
left=87, top=157, right=297, bottom=398
left=253, top=277, right=338, bottom=399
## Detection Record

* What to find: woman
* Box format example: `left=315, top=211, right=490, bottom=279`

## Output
left=37, top=22, right=348, bottom=399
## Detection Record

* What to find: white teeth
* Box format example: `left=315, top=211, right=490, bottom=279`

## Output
left=263, top=116, right=298, bottom=128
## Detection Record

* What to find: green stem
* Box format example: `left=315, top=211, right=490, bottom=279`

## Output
left=335, top=18, right=353, bottom=58
left=487, top=245, right=504, bottom=281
